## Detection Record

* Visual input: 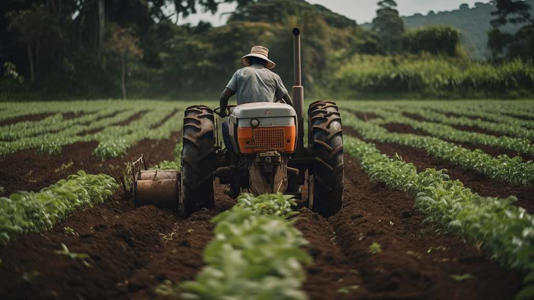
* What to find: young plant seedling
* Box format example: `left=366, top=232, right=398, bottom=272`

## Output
left=64, top=226, right=79, bottom=236
left=369, top=242, right=382, bottom=254
left=54, top=243, right=91, bottom=268
left=450, top=273, right=474, bottom=282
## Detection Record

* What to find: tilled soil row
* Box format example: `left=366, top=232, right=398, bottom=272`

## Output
left=0, top=184, right=233, bottom=299
left=0, top=113, right=56, bottom=126
left=0, top=123, right=214, bottom=299
left=324, top=154, right=522, bottom=299
left=344, top=125, right=534, bottom=213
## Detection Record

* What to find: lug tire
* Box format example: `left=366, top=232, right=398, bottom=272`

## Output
left=181, top=105, right=216, bottom=216
left=308, top=100, right=343, bottom=217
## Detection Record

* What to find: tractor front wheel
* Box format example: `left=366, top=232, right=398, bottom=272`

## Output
left=308, top=100, right=343, bottom=217
left=181, top=105, right=216, bottom=216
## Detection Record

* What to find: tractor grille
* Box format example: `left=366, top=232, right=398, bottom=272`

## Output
left=252, top=127, right=285, bottom=149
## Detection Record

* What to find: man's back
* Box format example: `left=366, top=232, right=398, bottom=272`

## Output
left=226, top=65, right=288, bottom=105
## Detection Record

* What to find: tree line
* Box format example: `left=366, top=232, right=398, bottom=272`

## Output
left=0, top=0, right=533, bottom=100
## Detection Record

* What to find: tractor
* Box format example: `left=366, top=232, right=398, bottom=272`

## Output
left=131, top=28, right=343, bottom=217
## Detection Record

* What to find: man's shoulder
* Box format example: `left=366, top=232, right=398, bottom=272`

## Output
left=236, top=66, right=280, bottom=79
left=260, top=67, right=281, bottom=79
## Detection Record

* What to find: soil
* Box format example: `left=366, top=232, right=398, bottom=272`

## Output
left=63, top=112, right=91, bottom=120
left=0, top=111, right=527, bottom=299
left=381, top=123, right=433, bottom=137
left=0, top=113, right=55, bottom=126
left=0, top=127, right=235, bottom=299
left=150, top=109, right=180, bottom=129
left=450, top=124, right=503, bottom=137
left=502, top=112, right=534, bottom=122
left=327, top=155, right=523, bottom=299
left=0, top=181, right=234, bottom=299
left=111, top=110, right=148, bottom=127
left=351, top=111, right=381, bottom=121
left=345, top=126, right=534, bottom=213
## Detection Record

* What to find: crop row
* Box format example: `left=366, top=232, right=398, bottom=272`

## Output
left=414, top=102, right=534, bottom=130
left=341, top=110, right=534, bottom=186
left=179, top=193, right=311, bottom=299
left=0, top=107, right=184, bottom=159
left=0, top=101, right=102, bottom=121
left=0, top=171, right=118, bottom=244
left=0, top=108, right=120, bottom=141
left=345, top=107, right=534, bottom=157
left=475, top=101, right=534, bottom=121
left=344, top=136, right=534, bottom=299
left=0, top=108, right=144, bottom=156
left=93, top=108, right=183, bottom=158
left=397, top=105, right=534, bottom=140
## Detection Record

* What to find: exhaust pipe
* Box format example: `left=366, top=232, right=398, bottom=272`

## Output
left=292, top=28, right=305, bottom=152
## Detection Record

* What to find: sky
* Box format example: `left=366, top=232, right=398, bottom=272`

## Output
left=178, top=0, right=487, bottom=26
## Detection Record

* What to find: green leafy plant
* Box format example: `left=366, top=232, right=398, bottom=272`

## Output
left=180, top=194, right=311, bottom=300
left=64, top=226, right=78, bottom=236
left=369, top=242, right=383, bottom=254
left=0, top=171, right=118, bottom=244
left=22, top=270, right=40, bottom=282
left=450, top=273, right=474, bottom=282
left=341, top=110, right=534, bottom=186
left=54, top=243, right=91, bottom=267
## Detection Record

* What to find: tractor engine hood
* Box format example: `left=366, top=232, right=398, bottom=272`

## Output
left=231, top=102, right=297, bottom=128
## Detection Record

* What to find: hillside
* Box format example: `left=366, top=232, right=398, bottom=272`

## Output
left=363, top=1, right=534, bottom=60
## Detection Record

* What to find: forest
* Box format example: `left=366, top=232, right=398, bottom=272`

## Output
left=0, top=0, right=533, bottom=100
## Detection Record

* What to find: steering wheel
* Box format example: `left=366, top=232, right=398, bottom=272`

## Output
left=214, top=105, right=236, bottom=117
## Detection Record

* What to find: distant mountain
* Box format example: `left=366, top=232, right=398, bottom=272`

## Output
left=363, top=1, right=534, bottom=60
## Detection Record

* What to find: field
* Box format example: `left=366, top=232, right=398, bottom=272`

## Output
left=0, top=99, right=533, bottom=299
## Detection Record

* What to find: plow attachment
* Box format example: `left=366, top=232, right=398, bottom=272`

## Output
left=127, top=156, right=180, bottom=209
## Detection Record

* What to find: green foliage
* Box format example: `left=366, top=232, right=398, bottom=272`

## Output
left=372, top=0, right=404, bottom=54
left=54, top=243, right=92, bottom=267
left=403, top=26, right=463, bottom=57
left=0, top=171, right=118, bottom=244
left=351, top=106, right=534, bottom=155
left=340, top=109, right=534, bottom=186
left=64, top=226, right=78, bottom=236
left=235, top=193, right=299, bottom=218
left=333, top=54, right=534, bottom=98
left=369, top=242, right=382, bottom=254
left=0, top=101, right=185, bottom=159
left=180, top=194, right=311, bottom=299
left=153, top=143, right=182, bottom=170
left=489, top=0, right=534, bottom=60
left=398, top=105, right=534, bottom=140
left=450, top=273, right=474, bottom=281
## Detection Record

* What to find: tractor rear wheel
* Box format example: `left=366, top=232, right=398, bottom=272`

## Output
left=181, top=105, right=216, bottom=216
left=308, top=100, right=343, bottom=217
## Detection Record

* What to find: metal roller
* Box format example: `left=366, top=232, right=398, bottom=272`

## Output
left=134, top=170, right=180, bottom=209
left=138, top=170, right=178, bottom=181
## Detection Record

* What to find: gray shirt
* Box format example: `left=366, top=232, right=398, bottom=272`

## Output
left=226, top=65, right=289, bottom=105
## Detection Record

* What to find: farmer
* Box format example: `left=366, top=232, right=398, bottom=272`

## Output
left=219, top=46, right=293, bottom=151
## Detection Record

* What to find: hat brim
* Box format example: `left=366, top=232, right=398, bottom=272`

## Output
left=242, top=54, right=276, bottom=69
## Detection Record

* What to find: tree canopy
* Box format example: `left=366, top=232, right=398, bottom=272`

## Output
left=372, top=0, right=404, bottom=54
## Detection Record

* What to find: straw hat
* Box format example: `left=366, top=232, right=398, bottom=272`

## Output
left=241, top=46, right=276, bottom=69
